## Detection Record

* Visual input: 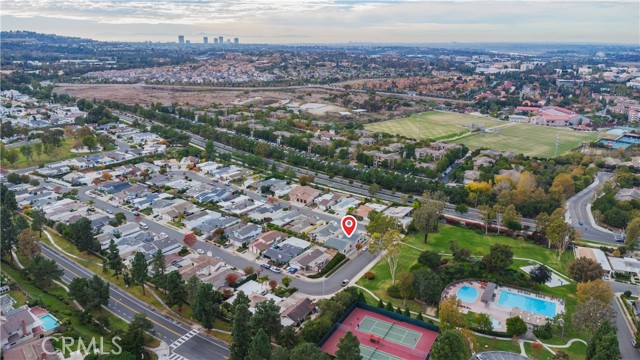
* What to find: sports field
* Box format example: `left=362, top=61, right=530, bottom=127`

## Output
left=450, top=123, right=601, bottom=158
left=365, top=111, right=503, bottom=140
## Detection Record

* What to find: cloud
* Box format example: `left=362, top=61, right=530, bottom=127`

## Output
left=1, top=0, right=638, bottom=43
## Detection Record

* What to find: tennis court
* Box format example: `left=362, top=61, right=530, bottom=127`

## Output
left=359, top=344, right=404, bottom=360
left=359, top=316, right=422, bottom=348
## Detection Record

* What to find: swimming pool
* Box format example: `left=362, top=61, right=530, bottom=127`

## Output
left=456, top=285, right=479, bottom=303
left=497, top=290, right=556, bottom=318
left=40, top=314, right=60, bottom=331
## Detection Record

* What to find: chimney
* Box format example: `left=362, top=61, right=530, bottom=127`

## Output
left=21, top=319, right=27, bottom=335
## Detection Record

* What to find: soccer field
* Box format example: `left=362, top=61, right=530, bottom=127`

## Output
left=365, top=111, right=503, bottom=140
left=450, top=123, right=601, bottom=158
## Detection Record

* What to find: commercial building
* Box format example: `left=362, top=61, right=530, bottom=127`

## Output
left=234, top=37, right=239, bottom=44
left=203, top=36, right=208, bottom=44
left=178, top=35, right=184, bottom=44
left=218, top=36, right=223, bottom=44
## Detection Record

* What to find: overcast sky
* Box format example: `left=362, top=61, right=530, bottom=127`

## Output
left=1, top=0, right=639, bottom=44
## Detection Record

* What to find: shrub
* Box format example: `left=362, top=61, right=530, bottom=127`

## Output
left=364, top=272, right=376, bottom=280
left=624, top=290, right=632, bottom=298
left=533, top=327, right=552, bottom=339
left=387, top=285, right=401, bottom=299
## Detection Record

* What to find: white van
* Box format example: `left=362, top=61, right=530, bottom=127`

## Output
left=139, top=222, right=149, bottom=230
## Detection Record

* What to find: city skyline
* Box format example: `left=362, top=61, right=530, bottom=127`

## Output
left=1, top=0, right=639, bottom=44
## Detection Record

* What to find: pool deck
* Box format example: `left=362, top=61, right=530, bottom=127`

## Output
left=444, top=281, right=565, bottom=331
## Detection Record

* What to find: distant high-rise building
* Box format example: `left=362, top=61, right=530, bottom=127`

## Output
left=186, top=40, right=191, bottom=44
left=234, top=38, right=239, bottom=44
left=203, top=36, right=208, bottom=44
left=218, top=36, right=223, bottom=44
left=213, top=38, right=219, bottom=44
left=178, top=35, right=185, bottom=44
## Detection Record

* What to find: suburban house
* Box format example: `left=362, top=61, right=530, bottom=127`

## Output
left=288, top=186, right=322, bottom=205
left=280, top=297, right=316, bottom=327
left=1, top=307, right=44, bottom=350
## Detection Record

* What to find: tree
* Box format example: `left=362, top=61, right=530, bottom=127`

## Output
left=396, top=271, right=415, bottom=306
left=482, top=244, right=513, bottom=274
left=253, top=299, right=282, bottom=341
left=506, top=317, right=527, bottom=337
left=625, top=217, right=640, bottom=251
left=569, top=258, right=604, bottom=282
left=230, top=303, right=252, bottom=360
left=289, top=342, right=328, bottom=360
left=298, top=174, right=314, bottom=186
left=429, top=330, right=470, bottom=360
left=150, top=249, right=166, bottom=289
left=33, top=142, right=43, bottom=160
left=413, top=192, right=447, bottom=243
left=366, top=213, right=399, bottom=235
left=478, top=204, right=495, bottom=234
left=184, top=232, right=197, bottom=247
left=82, top=135, right=98, bottom=151
left=226, top=273, right=240, bottom=287
left=438, top=296, right=464, bottom=330
left=529, top=265, right=552, bottom=284
left=474, top=313, right=493, bottom=332
left=368, top=230, right=402, bottom=284
left=278, top=325, right=299, bottom=350
left=546, top=212, right=575, bottom=260
left=69, top=217, right=98, bottom=252
left=586, top=320, right=620, bottom=360
left=20, top=145, right=33, bottom=163
left=4, top=149, right=19, bottom=165
left=412, top=268, right=443, bottom=305
left=577, top=280, right=613, bottom=304
left=205, top=140, right=216, bottom=161
left=0, top=207, right=16, bottom=256
left=106, top=239, right=124, bottom=278
left=86, top=275, right=110, bottom=311
left=17, top=229, right=40, bottom=263
left=368, top=183, right=380, bottom=197
left=248, top=328, right=271, bottom=360
left=418, top=250, right=441, bottom=270
left=282, top=275, right=292, bottom=288
left=30, top=207, right=46, bottom=236
left=572, top=298, right=615, bottom=334
left=69, top=278, right=90, bottom=305
left=502, top=204, right=522, bottom=231
left=193, top=283, right=218, bottom=329
left=335, top=331, right=360, bottom=360
left=166, top=271, right=187, bottom=310
left=271, top=346, right=290, bottom=360
left=131, top=252, right=149, bottom=295
left=27, top=255, right=64, bottom=288
left=454, top=203, right=468, bottom=215
left=121, top=314, right=153, bottom=360
left=186, top=275, right=201, bottom=305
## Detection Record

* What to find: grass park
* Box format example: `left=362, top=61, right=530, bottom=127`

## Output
left=1, top=138, right=90, bottom=170
left=364, top=111, right=503, bottom=141
left=357, top=224, right=585, bottom=355
left=450, top=123, right=602, bottom=158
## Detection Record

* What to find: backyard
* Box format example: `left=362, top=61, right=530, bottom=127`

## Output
left=364, top=111, right=503, bottom=141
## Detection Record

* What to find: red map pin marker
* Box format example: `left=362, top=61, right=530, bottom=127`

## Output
left=341, top=215, right=357, bottom=238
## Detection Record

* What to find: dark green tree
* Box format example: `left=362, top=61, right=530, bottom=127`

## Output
left=131, top=252, right=149, bottom=295
left=506, top=316, right=528, bottom=337
left=150, top=249, right=166, bottom=290
left=230, top=303, right=252, bottom=360
left=69, top=217, right=98, bottom=252
left=27, top=255, right=64, bottom=288
left=429, top=329, right=470, bottom=360
left=529, top=265, right=552, bottom=284
left=289, top=342, right=329, bottom=360
left=248, top=328, right=272, bottom=360
left=106, top=239, right=124, bottom=278
left=253, top=299, right=282, bottom=341
left=271, top=346, right=290, bottom=360
left=417, top=251, right=441, bottom=270
left=412, top=268, right=443, bottom=305
left=0, top=207, right=16, bottom=256
left=482, top=244, right=514, bottom=273
left=30, top=207, right=46, bottom=236
left=166, top=271, right=187, bottom=310
left=278, top=326, right=299, bottom=350
left=193, top=283, right=218, bottom=329
left=586, top=321, right=620, bottom=360
left=335, top=331, right=360, bottom=360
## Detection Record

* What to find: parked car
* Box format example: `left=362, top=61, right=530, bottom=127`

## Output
left=578, top=220, right=584, bottom=226
left=106, top=209, right=113, bottom=214
left=341, top=279, right=349, bottom=287
left=261, top=263, right=271, bottom=269
left=270, top=266, right=281, bottom=274
left=286, top=267, right=298, bottom=274
left=139, top=222, right=149, bottom=230
left=196, top=249, right=205, bottom=254
left=632, top=339, right=638, bottom=348
left=133, top=211, right=140, bottom=216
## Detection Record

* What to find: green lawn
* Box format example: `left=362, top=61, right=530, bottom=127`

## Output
left=449, top=123, right=602, bottom=158
left=2, top=138, right=97, bottom=170
left=524, top=342, right=554, bottom=360
left=365, top=111, right=503, bottom=141
left=477, top=336, right=521, bottom=353
left=405, top=225, right=575, bottom=275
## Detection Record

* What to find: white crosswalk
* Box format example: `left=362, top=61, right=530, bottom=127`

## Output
left=168, top=352, right=188, bottom=360
left=169, top=329, right=200, bottom=350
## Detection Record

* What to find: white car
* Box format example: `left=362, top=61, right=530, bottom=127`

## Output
left=196, top=249, right=205, bottom=254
